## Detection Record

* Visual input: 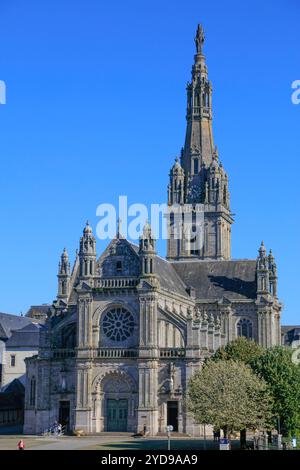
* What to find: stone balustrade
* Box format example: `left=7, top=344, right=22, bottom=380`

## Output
left=94, top=348, right=138, bottom=358
left=94, top=277, right=139, bottom=289
left=159, top=348, right=186, bottom=358
left=52, top=349, right=75, bottom=359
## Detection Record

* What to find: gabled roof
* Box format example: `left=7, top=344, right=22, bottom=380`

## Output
left=281, top=325, right=300, bottom=334
left=5, top=323, right=41, bottom=348
left=98, top=236, right=140, bottom=265
left=129, top=242, right=189, bottom=298
left=154, top=256, right=189, bottom=298
left=0, top=312, right=33, bottom=340
left=172, top=259, right=257, bottom=301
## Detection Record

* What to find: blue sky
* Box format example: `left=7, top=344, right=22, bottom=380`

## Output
left=0, top=0, right=299, bottom=323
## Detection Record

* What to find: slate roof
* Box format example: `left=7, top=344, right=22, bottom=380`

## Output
left=281, top=325, right=300, bottom=334
left=281, top=325, right=300, bottom=346
left=0, top=313, right=33, bottom=340
left=2, top=378, right=25, bottom=395
left=172, top=259, right=257, bottom=301
left=129, top=242, right=189, bottom=298
left=5, top=323, right=41, bottom=348
left=154, top=256, right=189, bottom=297
left=26, top=305, right=50, bottom=323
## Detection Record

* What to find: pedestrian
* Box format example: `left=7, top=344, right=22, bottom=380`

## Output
left=18, top=439, right=25, bottom=451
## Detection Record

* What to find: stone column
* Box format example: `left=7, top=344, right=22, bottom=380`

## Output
left=77, top=295, right=93, bottom=350
left=185, top=360, right=202, bottom=436
left=137, top=360, right=159, bottom=435
left=74, top=363, right=92, bottom=433
left=217, top=220, right=222, bottom=258
left=178, top=399, right=183, bottom=433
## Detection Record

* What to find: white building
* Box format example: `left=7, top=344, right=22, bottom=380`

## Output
left=0, top=313, right=41, bottom=390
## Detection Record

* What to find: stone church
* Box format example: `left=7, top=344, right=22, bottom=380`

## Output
left=23, top=25, right=282, bottom=436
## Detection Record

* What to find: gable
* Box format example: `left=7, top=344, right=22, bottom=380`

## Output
left=97, top=238, right=140, bottom=278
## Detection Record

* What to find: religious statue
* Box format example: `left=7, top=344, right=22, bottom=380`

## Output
left=169, top=362, right=175, bottom=397
left=195, top=24, right=205, bottom=54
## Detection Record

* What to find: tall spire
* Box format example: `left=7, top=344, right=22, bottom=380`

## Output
left=182, top=24, right=214, bottom=175
left=167, top=24, right=233, bottom=261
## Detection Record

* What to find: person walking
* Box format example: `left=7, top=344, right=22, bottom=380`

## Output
left=18, top=439, right=25, bottom=451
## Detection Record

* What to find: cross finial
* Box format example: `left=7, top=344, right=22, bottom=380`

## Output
left=117, top=217, right=122, bottom=238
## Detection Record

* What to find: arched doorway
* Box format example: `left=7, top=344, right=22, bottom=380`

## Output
left=92, top=371, right=137, bottom=433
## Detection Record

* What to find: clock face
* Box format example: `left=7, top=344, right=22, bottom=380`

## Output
left=187, top=179, right=201, bottom=203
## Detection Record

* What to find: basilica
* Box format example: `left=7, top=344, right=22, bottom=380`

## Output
left=23, top=25, right=282, bottom=436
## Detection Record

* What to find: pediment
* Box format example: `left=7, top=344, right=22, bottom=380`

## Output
left=97, top=237, right=140, bottom=278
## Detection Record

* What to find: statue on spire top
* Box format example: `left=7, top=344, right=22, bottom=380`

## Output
left=195, top=24, right=205, bottom=54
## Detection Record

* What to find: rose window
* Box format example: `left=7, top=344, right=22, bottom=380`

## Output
left=102, top=307, right=135, bottom=342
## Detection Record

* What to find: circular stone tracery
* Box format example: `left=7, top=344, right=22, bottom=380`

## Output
left=102, top=307, right=135, bottom=342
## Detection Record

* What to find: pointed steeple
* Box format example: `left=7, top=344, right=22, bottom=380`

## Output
left=182, top=23, right=214, bottom=174
left=167, top=24, right=233, bottom=261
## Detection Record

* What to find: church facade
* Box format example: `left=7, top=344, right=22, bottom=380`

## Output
left=23, top=25, right=282, bottom=436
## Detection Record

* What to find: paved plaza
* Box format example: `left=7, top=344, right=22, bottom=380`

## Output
left=0, top=434, right=234, bottom=451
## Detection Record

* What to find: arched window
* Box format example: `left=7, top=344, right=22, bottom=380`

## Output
left=61, top=280, right=66, bottom=295
left=193, top=159, right=199, bottom=175
left=30, top=376, right=36, bottom=406
left=237, top=319, right=253, bottom=339
left=116, top=261, right=122, bottom=272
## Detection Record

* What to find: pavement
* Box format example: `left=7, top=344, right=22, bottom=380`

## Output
left=0, top=434, right=223, bottom=451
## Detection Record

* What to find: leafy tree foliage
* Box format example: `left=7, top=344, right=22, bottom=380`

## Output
left=187, top=359, right=273, bottom=436
left=251, top=346, right=300, bottom=437
left=211, top=337, right=264, bottom=365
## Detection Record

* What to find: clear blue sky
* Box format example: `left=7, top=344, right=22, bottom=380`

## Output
left=0, top=0, right=299, bottom=324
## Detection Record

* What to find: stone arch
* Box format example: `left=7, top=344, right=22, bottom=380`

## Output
left=92, top=300, right=138, bottom=325
left=91, top=369, right=137, bottom=433
left=236, top=318, right=253, bottom=339
left=92, top=369, right=137, bottom=394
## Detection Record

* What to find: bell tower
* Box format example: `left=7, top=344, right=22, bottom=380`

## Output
left=167, top=25, right=233, bottom=261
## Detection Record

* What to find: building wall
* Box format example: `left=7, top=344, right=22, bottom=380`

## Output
left=2, top=348, right=38, bottom=388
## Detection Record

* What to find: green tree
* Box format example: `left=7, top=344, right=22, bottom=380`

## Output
left=211, top=337, right=264, bottom=365
left=187, top=360, right=273, bottom=440
left=251, top=346, right=300, bottom=437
